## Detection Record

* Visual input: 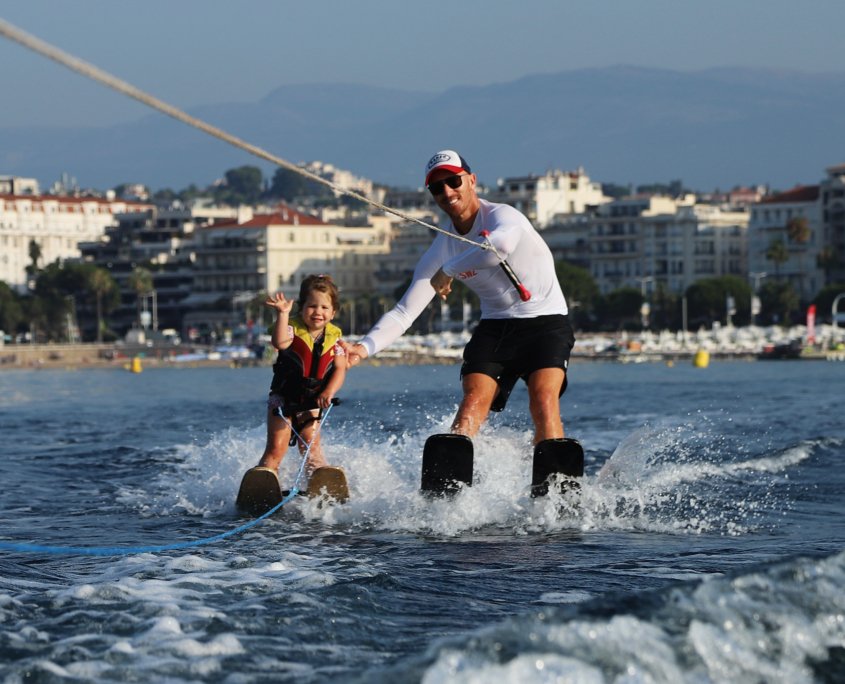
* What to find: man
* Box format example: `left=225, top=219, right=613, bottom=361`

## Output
left=344, top=150, right=575, bottom=445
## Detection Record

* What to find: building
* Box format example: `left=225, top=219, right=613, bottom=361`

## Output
left=540, top=218, right=592, bottom=269
left=486, top=167, right=609, bottom=228
left=188, top=204, right=390, bottom=337
left=371, top=211, right=444, bottom=297
left=0, top=176, right=40, bottom=196
left=78, top=204, right=241, bottom=335
left=586, top=195, right=749, bottom=295
left=748, top=185, right=823, bottom=301
left=301, top=161, right=386, bottom=203
left=820, top=163, right=845, bottom=285
left=0, top=192, right=150, bottom=292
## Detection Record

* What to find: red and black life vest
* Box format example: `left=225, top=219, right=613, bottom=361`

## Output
left=269, top=317, right=342, bottom=412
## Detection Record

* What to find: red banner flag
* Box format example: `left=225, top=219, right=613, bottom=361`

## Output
left=807, top=304, right=817, bottom=344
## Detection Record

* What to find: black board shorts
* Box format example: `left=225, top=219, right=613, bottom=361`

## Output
left=460, top=314, right=575, bottom=412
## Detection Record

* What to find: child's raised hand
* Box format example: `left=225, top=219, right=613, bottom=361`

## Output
left=264, top=292, right=293, bottom=313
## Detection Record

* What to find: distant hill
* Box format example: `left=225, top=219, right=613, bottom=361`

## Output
left=2, top=66, right=844, bottom=192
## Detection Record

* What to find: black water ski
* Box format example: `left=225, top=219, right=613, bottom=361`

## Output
left=421, top=434, right=473, bottom=496
left=531, top=438, right=584, bottom=497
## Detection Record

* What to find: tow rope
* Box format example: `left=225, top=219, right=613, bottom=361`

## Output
left=0, top=404, right=335, bottom=556
left=0, top=17, right=531, bottom=301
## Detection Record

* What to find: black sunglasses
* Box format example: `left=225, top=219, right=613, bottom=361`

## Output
left=428, top=174, right=467, bottom=196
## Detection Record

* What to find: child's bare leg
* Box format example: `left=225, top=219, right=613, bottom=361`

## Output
left=258, top=408, right=290, bottom=472
left=298, top=415, right=328, bottom=475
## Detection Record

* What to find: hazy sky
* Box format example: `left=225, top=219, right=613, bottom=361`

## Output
left=2, top=0, right=843, bottom=128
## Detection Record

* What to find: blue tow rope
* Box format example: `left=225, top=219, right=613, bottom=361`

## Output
left=0, top=403, right=334, bottom=557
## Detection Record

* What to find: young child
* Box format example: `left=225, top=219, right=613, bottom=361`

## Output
left=258, top=274, right=347, bottom=479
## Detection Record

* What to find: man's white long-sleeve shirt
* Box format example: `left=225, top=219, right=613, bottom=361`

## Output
left=359, top=199, right=567, bottom=356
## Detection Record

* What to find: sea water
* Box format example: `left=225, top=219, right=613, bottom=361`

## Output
left=0, top=360, right=843, bottom=682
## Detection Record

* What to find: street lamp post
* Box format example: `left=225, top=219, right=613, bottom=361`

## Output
left=749, top=271, right=767, bottom=326
left=833, top=293, right=845, bottom=331
left=637, top=276, right=653, bottom=329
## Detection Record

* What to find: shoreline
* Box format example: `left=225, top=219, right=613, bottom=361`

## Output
left=2, top=338, right=843, bottom=372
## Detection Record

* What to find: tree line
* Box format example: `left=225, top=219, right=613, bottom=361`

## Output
left=136, top=165, right=344, bottom=206
left=4, top=249, right=842, bottom=345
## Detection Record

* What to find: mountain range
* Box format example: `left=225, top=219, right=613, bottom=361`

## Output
left=2, top=65, right=844, bottom=193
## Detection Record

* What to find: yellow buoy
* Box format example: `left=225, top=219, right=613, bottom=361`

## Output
left=693, top=349, right=710, bottom=368
left=130, top=356, right=143, bottom=373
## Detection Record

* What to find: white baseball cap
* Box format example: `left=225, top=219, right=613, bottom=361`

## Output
left=424, top=150, right=472, bottom=186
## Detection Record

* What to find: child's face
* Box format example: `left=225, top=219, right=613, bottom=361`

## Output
left=301, top=290, right=335, bottom=331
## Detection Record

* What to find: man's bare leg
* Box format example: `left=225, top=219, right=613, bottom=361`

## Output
left=451, top=373, right=498, bottom=437
left=527, top=367, right=566, bottom=444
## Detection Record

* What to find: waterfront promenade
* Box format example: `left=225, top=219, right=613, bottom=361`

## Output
left=2, top=324, right=844, bottom=371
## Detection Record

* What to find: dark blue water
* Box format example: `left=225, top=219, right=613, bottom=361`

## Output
left=1, top=359, right=843, bottom=682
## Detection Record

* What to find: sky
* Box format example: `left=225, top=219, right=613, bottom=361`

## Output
left=2, top=0, right=844, bottom=129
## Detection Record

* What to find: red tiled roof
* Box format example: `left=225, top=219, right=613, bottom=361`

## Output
left=759, top=185, right=820, bottom=204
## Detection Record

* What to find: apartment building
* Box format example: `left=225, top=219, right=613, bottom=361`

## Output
left=486, top=167, right=609, bottom=228
left=0, top=176, right=40, bottom=195
left=371, top=211, right=443, bottom=296
left=302, top=160, right=385, bottom=203
left=820, top=163, right=845, bottom=284
left=191, top=203, right=389, bottom=300
left=78, top=204, right=241, bottom=334
left=0, top=190, right=150, bottom=292
left=587, top=195, right=749, bottom=295
left=748, top=185, right=823, bottom=301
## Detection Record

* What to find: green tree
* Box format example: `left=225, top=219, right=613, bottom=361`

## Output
left=601, top=183, right=633, bottom=199
left=812, top=283, right=845, bottom=322
left=786, top=216, right=811, bottom=300
left=555, top=261, right=599, bottom=328
left=0, top=281, right=24, bottom=337
left=30, top=261, right=84, bottom=341
left=765, top=238, right=789, bottom=279
left=594, top=287, right=643, bottom=330
left=650, top=282, right=680, bottom=330
left=152, top=187, right=177, bottom=204
left=127, top=266, right=154, bottom=328
left=177, top=184, right=204, bottom=203
left=685, top=276, right=752, bottom=326
left=87, top=267, right=118, bottom=343
left=24, top=239, right=43, bottom=284
left=216, top=166, right=264, bottom=205
left=635, top=179, right=690, bottom=197
left=759, top=280, right=800, bottom=325
left=267, top=167, right=332, bottom=202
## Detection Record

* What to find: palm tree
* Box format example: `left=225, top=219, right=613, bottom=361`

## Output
left=24, top=239, right=43, bottom=287
left=786, top=216, right=811, bottom=300
left=766, top=239, right=789, bottom=280
left=88, top=267, right=116, bottom=343
left=127, top=266, right=154, bottom=328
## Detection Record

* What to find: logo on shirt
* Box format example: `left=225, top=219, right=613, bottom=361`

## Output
left=456, top=270, right=477, bottom=280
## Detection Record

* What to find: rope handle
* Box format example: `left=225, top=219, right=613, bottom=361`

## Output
left=479, top=230, right=531, bottom=302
